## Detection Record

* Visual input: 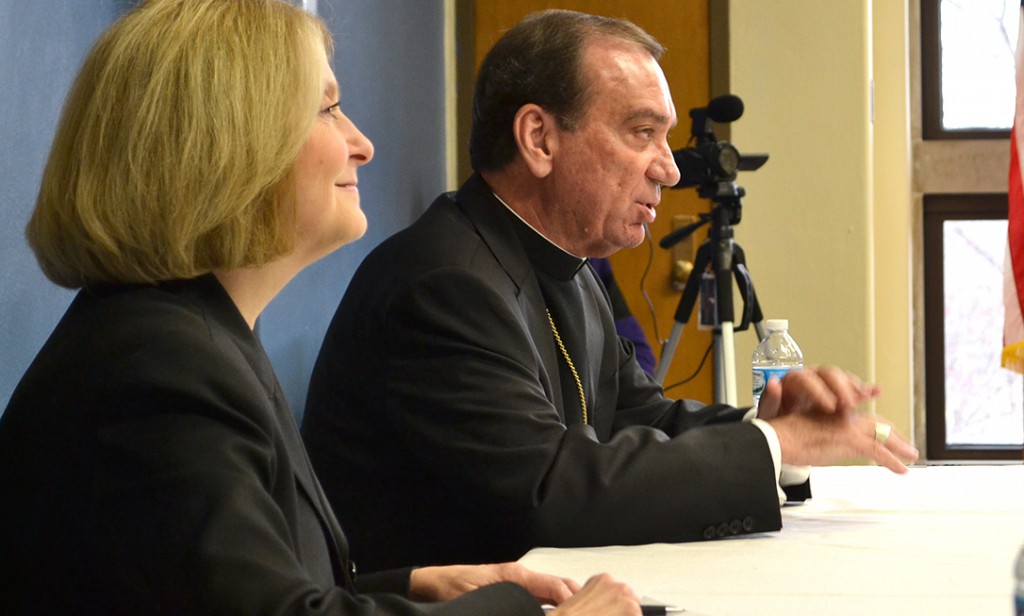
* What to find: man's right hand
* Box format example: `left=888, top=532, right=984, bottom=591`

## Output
left=767, top=407, right=919, bottom=472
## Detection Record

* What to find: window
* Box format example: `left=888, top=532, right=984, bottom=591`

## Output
left=924, top=196, right=1024, bottom=459
left=919, top=0, right=1024, bottom=460
left=921, top=0, right=1018, bottom=138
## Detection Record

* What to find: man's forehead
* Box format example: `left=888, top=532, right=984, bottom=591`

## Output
left=582, top=37, right=653, bottom=80
left=582, top=39, right=675, bottom=115
left=592, top=77, right=678, bottom=130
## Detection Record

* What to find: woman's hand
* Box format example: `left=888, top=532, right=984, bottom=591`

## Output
left=410, top=564, right=642, bottom=614
left=409, top=562, right=579, bottom=605
left=548, top=574, right=641, bottom=615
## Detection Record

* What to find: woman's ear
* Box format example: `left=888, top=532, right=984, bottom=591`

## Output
left=512, top=104, right=557, bottom=178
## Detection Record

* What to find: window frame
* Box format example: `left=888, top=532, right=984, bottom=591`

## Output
left=920, top=0, right=1013, bottom=141
left=922, top=193, right=1023, bottom=460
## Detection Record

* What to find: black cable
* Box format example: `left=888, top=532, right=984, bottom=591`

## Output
left=662, top=340, right=713, bottom=393
left=639, top=224, right=664, bottom=345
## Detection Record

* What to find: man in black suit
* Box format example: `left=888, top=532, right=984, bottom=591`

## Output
left=303, top=9, right=917, bottom=573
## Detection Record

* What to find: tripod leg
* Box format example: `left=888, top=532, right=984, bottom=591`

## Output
left=654, top=242, right=712, bottom=385
left=711, top=236, right=737, bottom=405
left=715, top=321, right=738, bottom=406
left=732, top=244, right=766, bottom=341
left=735, top=264, right=766, bottom=341
left=654, top=323, right=683, bottom=385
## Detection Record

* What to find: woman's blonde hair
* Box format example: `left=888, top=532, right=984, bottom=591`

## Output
left=27, top=0, right=332, bottom=288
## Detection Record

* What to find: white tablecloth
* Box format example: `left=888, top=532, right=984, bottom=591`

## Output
left=520, top=465, right=1024, bottom=615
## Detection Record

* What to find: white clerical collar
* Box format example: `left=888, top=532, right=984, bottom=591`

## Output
left=492, top=191, right=586, bottom=262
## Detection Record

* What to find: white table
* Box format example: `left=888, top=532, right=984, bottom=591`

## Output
left=520, top=465, right=1024, bottom=615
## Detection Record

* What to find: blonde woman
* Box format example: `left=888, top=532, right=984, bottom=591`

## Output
left=0, top=1, right=639, bottom=614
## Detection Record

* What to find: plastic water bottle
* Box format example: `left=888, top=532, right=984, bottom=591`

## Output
left=751, top=319, right=803, bottom=408
left=1015, top=542, right=1024, bottom=615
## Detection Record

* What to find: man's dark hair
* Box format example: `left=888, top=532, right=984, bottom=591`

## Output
left=469, top=9, right=665, bottom=173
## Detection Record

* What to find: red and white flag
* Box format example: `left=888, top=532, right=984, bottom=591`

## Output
left=1003, top=1, right=1024, bottom=374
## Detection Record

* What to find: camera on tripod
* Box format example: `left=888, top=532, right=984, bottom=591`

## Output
left=671, top=94, right=767, bottom=191
left=652, top=94, right=769, bottom=402
left=660, top=94, right=767, bottom=249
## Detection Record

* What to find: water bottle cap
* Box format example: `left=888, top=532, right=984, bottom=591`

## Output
left=765, top=319, right=789, bottom=332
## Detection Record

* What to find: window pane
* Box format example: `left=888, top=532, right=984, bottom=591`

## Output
left=940, top=0, right=1019, bottom=130
left=942, top=219, right=1024, bottom=446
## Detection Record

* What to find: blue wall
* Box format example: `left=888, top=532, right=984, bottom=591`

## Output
left=0, top=0, right=448, bottom=419
left=0, top=0, right=125, bottom=411
left=262, top=0, right=449, bottom=419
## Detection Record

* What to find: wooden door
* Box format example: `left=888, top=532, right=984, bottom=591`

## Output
left=457, top=0, right=715, bottom=402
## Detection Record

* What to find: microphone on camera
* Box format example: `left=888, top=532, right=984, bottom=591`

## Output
left=688, top=94, right=743, bottom=146
left=705, top=94, right=743, bottom=123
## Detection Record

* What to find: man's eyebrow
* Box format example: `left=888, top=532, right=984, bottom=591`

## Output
left=624, top=108, right=675, bottom=128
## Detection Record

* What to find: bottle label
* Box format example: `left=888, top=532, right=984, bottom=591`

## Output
left=752, top=367, right=797, bottom=397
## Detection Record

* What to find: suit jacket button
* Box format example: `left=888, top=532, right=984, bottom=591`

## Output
left=729, top=519, right=743, bottom=534
left=349, top=560, right=358, bottom=581
left=702, top=525, right=717, bottom=540
left=742, top=516, right=755, bottom=531
left=717, top=522, right=730, bottom=537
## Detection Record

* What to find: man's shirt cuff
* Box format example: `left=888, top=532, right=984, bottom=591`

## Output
left=746, top=411, right=811, bottom=504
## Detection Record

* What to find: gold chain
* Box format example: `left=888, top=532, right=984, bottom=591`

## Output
left=546, top=309, right=588, bottom=425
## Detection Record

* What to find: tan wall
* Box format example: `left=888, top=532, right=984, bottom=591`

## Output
left=872, top=0, right=914, bottom=446
left=728, top=0, right=913, bottom=440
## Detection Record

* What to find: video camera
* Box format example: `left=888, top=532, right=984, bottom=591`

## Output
left=671, top=94, right=766, bottom=189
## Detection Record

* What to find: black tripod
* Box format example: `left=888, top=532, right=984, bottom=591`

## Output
left=653, top=181, right=766, bottom=405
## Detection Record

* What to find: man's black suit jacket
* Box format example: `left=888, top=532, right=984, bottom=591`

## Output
left=303, top=174, right=785, bottom=573
left=0, top=274, right=538, bottom=615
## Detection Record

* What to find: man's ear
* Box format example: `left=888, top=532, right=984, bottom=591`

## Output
left=512, top=104, right=557, bottom=178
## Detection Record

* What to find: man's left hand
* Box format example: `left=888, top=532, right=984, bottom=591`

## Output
left=756, top=365, right=882, bottom=420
